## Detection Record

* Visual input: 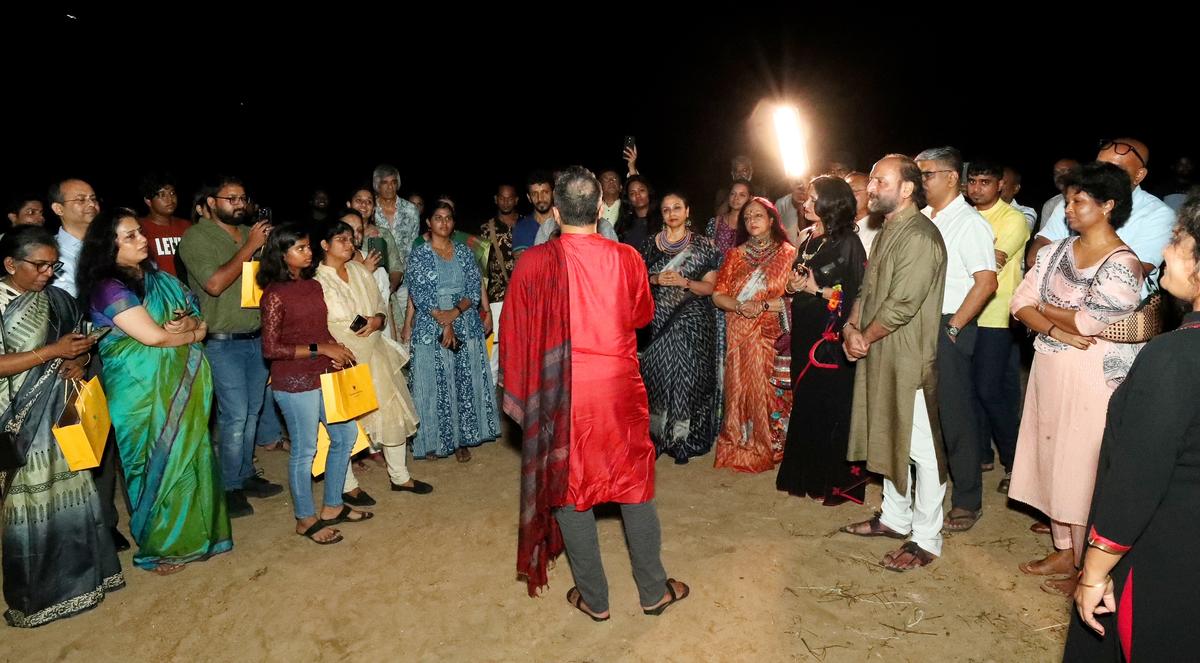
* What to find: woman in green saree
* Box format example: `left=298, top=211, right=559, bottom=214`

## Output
left=77, top=208, right=231, bottom=574
left=1, top=225, right=124, bottom=627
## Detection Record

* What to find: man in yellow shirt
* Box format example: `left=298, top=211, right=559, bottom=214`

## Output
left=966, top=159, right=1030, bottom=494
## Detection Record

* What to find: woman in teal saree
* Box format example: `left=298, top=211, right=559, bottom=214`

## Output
left=1, top=226, right=124, bottom=627
left=77, top=209, right=231, bottom=574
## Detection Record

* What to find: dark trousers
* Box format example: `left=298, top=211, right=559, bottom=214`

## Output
left=91, top=429, right=126, bottom=530
left=972, top=326, right=1022, bottom=472
left=937, top=315, right=984, bottom=512
left=554, top=500, right=668, bottom=613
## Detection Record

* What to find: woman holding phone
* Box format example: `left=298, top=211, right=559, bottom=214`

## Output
left=77, top=208, right=230, bottom=574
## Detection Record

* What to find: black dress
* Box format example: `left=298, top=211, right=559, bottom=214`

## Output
left=1063, top=312, right=1200, bottom=662
left=776, top=231, right=868, bottom=503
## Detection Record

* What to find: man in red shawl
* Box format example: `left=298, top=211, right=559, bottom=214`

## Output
left=501, top=165, right=689, bottom=621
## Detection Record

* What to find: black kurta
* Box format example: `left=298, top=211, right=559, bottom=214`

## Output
left=1064, top=312, right=1200, bottom=662
left=776, top=231, right=868, bottom=502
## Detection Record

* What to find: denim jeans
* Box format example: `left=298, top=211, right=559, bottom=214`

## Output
left=205, top=337, right=270, bottom=491
left=273, top=388, right=357, bottom=520
left=255, top=389, right=286, bottom=447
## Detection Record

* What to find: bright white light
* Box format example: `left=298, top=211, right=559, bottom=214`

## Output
left=773, top=105, right=808, bottom=179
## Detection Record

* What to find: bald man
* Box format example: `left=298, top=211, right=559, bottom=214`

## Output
left=845, top=171, right=880, bottom=254
left=1038, top=158, right=1079, bottom=230
left=1026, top=139, right=1174, bottom=281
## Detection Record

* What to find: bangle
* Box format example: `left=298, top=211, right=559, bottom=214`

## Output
left=1046, top=324, right=1057, bottom=338
left=1076, top=573, right=1110, bottom=588
left=32, top=348, right=47, bottom=363
left=684, top=279, right=691, bottom=289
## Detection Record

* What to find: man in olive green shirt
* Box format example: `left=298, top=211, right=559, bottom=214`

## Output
left=178, top=176, right=282, bottom=518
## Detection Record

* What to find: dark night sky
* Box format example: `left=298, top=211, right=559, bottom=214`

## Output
left=6, top=7, right=1191, bottom=229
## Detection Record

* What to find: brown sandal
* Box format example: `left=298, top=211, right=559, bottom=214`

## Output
left=881, top=541, right=937, bottom=572
left=1019, top=549, right=1075, bottom=576
left=942, top=508, right=982, bottom=532
left=840, top=516, right=909, bottom=539
left=1040, top=576, right=1077, bottom=598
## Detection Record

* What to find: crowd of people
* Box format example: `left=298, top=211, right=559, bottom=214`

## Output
left=2, top=139, right=1199, bottom=660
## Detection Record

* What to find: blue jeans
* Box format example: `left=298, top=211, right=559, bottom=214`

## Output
left=255, top=390, right=286, bottom=446
left=205, top=337, right=270, bottom=491
left=274, top=388, right=357, bottom=520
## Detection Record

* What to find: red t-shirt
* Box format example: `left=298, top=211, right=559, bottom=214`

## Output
left=139, top=216, right=192, bottom=276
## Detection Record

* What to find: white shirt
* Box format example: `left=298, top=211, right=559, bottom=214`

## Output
left=774, top=194, right=803, bottom=246
left=855, top=215, right=879, bottom=256
left=1036, top=186, right=1175, bottom=283
left=923, top=195, right=996, bottom=315
left=53, top=227, right=84, bottom=297
left=1040, top=193, right=1064, bottom=232
left=1010, top=198, right=1038, bottom=230
left=600, top=199, right=622, bottom=226
left=534, top=217, right=619, bottom=245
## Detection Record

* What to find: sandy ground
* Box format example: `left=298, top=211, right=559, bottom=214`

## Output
left=4, top=433, right=1071, bottom=662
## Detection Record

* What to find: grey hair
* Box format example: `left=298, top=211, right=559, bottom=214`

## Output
left=914, top=146, right=963, bottom=176
left=371, top=164, right=401, bottom=192
left=554, top=166, right=602, bottom=227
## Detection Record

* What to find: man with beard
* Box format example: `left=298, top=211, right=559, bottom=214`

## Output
left=178, top=176, right=283, bottom=519
left=138, top=172, right=191, bottom=277
left=840, top=155, right=948, bottom=572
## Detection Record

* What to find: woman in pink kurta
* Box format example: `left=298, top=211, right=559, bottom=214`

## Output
left=1009, top=164, right=1145, bottom=596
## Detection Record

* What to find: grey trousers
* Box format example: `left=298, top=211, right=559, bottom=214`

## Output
left=554, top=500, right=668, bottom=613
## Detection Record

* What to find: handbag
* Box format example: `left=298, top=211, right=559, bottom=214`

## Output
left=310, top=421, right=371, bottom=476
left=51, top=376, right=111, bottom=471
left=1091, top=249, right=1163, bottom=344
left=241, top=260, right=263, bottom=308
left=319, top=362, right=379, bottom=423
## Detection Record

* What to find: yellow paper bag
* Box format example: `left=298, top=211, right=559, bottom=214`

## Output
left=311, top=422, right=370, bottom=476
left=52, top=377, right=111, bottom=471
left=320, top=363, right=379, bottom=423
left=241, top=261, right=263, bottom=308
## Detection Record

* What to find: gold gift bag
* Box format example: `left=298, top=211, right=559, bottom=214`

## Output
left=52, top=376, right=111, bottom=471
left=310, top=422, right=370, bottom=476
left=241, top=261, right=263, bottom=308
left=319, top=363, right=378, bottom=423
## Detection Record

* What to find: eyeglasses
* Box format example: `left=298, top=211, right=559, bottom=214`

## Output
left=213, top=195, right=250, bottom=205
left=1099, top=140, right=1146, bottom=168
left=62, top=195, right=100, bottom=205
left=920, top=170, right=954, bottom=181
left=18, top=258, right=64, bottom=273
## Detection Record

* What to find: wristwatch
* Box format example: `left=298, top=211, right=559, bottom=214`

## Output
left=309, top=343, right=318, bottom=359
left=945, top=324, right=960, bottom=339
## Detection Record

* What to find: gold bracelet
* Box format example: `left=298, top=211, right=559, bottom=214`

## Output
left=31, top=348, right=47, bottom=363
left=1076, top=573, right=1110, bottom=588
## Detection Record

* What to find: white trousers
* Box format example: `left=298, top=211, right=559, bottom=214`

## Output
left=879, top=389, right=946, bottom=556
left=489, top=301, right=503, bottom=388
left=344, top=441, right=411, bottom=490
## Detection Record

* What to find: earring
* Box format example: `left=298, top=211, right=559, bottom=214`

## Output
left=686, top=218, right=692, bottom=228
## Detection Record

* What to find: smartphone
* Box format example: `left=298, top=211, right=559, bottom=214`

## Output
left=349, top=315, right=369, bottom=332
left=255, top=206, right=273, bottom=223
left=623, top=135, right=637, bottom=152
left=87, top=326, right=112, bottom=342
left=364, top=237, right=388, bottom=266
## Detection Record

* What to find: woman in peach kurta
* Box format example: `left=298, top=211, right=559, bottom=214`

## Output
left=711, top=197, right=797, bottom=473
left=1009, top=165, right=1145, bottom=596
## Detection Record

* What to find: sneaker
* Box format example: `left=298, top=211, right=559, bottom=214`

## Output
left=243, top=475, right=284, bottom=499
left=997, top=472, right=1012, bottom=495
left=226, top=490, right=254, bottom=518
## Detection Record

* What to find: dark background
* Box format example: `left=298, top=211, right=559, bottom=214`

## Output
left=5, top=7, right=1192, bottom=230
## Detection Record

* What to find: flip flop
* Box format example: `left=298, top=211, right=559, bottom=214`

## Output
left=840, top=516, right=909, bottom=539
left=298, top=521, right=343, bottom=545
left=320, top=504, right=374, bottom=526
left=566, top=587, right=609, bottom=622
left=643, top=579, right=690, bottom=615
